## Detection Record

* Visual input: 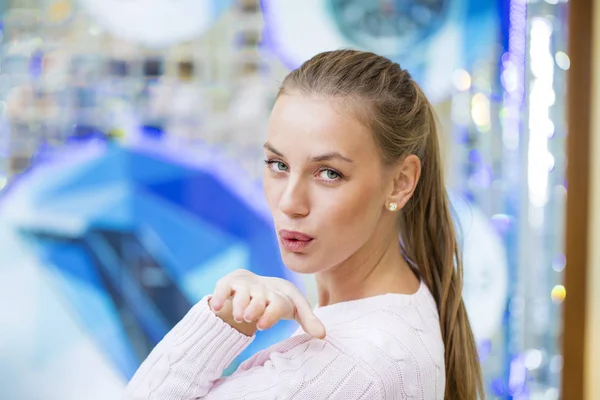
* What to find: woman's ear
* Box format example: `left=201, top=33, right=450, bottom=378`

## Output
left=386, top=155, right=421, bottom=210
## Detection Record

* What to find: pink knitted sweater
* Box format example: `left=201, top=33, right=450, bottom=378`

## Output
left=123, top=281, right=445, bottom=399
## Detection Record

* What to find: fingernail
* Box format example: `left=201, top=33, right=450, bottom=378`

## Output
left=234, top=316, right=243, bottom=323
left=208, top=298, right=220, bottom=311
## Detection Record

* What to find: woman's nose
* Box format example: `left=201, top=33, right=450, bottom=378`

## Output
left=278, top=175, right=310, bottom=218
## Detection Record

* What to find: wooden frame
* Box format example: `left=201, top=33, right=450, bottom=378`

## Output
left=561, top=0, right=596, bottom=398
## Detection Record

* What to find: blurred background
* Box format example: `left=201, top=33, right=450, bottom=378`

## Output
left=0, top=0, right=592, bottom=399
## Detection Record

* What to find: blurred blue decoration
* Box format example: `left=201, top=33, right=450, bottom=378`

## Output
left=551, top=253, right=566, bottom=272
left=0, top=0, right=6, bottom=28
left=29, top=49, right=44, bottom=79
left=508, top=354, right=528, bottom=396
left=491, top=377, right=506, bottom=397
left=327, top=0, right=449, bottom=54
left=0, top=140, right=299, bottom=381
left=490, top=213, right=513, bottom=236
left=468, top=149, right=483, bottom=163
left=69, top=125, right=107, bottom=141
left=260, top=0, right=497, bottom=102
left=477, top=339, right=493, bottom=364
left=141, top=125, right=165, bottom=139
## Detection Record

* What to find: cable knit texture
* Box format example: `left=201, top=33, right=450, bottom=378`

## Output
left=123, top=281, right=445, bottom=399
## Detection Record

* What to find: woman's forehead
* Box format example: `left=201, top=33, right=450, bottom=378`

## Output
left=267, top=94, right=377, bottom=158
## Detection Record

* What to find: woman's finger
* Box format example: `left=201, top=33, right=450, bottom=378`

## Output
left=231, top=286, right=251, bottom=323
left=243, top=292, right=268, bottom=323
left=257, top=293, right=293, bottom=331
left=210, top=278, right=233, bottom=311
left=287, top=291, right=326, bottom=339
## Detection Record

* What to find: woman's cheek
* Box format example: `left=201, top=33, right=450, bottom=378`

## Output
left=263, top=177, right=284, bottom=211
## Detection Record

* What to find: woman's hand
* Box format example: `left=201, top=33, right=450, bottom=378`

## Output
left=208, top=269, right=326, bottom=339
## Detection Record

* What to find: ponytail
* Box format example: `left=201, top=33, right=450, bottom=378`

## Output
left=398, top=89, right=484, bottom=399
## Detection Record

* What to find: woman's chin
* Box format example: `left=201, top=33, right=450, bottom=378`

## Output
left=280, top=251, right=322, bottom=274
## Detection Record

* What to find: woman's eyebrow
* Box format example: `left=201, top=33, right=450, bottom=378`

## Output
left=264, top=142, right=353, bottom=163
left=311, top=152, right=353, bottom=163
left=263, top=142, right=284, bottom=157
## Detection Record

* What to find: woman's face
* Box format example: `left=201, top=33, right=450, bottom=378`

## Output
left=263, top=93, right=390, bottom=274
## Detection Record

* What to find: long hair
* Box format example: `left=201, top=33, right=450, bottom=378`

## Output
left=280, top=49, right=484, bottom=399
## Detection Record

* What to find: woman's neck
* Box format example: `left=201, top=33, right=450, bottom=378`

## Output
left=314, top=232, right=420, bottom=307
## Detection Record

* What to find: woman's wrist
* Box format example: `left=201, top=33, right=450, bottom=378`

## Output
left=208, top=297, right=258, bottom=337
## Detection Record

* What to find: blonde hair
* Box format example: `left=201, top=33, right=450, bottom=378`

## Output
left=280, top=50, right=484, bottom=399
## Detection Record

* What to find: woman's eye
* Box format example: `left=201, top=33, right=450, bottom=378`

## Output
left=319, top=169, right=340, bottom=181
left=266, top=160, right=289, bottom=172
left=275, top=162, right=289, bottom=172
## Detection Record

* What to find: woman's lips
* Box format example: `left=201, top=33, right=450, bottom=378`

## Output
left=278, top=230, right=314, bottom=252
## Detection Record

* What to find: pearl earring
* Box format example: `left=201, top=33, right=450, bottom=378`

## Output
left=388, top=202, right=398, bottom=211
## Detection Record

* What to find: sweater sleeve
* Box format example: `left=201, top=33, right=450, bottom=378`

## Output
left=201, top=336, right=384, bottom=400
left=123, top=296, right=254, bottom=400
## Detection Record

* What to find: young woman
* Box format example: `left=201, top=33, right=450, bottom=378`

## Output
left=124, top=50, right=483, bottom=399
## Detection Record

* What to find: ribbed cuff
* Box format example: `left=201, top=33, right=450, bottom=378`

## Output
left=165, top=295, right=255, bottom=372
left=124, top=295, right=254, bottom=398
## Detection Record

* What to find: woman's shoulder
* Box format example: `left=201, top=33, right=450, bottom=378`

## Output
left=237, top=296, right=445, bottom=399
left=313, top=281, right=444, bottom=349
left=236, top=285, right=446, bottom=398
left=322, top=300, right=445, bottom=370
left=267, top=312, right=444, bottom=400
left=314, top=288, right=446, bottom=399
